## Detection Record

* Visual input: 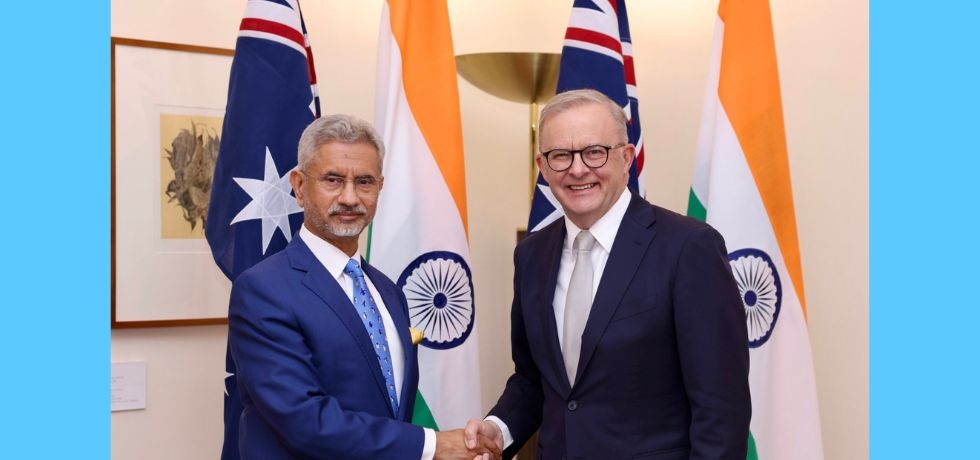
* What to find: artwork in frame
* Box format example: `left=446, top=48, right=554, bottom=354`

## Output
left=111, top=37, right=235, bottom=328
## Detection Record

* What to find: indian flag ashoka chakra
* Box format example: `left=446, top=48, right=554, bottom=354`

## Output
left=396, top=251, right=475, bottom=350
left=728, top=248, right=782, bottom=348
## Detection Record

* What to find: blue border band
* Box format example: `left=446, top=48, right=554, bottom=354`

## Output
left=871, top=1, right=980, bottom=457
left=1, top=3, right=110, bottom=457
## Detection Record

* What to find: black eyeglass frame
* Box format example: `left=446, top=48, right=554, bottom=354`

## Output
left=540, top=143, right=627, bottom=172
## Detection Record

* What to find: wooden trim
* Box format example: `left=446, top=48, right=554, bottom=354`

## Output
left=110, top=36, right=234, bottom=57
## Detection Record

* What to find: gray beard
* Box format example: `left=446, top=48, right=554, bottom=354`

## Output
left=308, top=203, right=368, bottom=238
left=323, top=221, right=365, bottom=238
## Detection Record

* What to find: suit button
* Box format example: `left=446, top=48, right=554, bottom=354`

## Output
left=567, top=400, right=578, bottom=411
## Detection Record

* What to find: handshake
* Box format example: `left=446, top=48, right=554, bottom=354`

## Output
left=434, top=419, right=505, bottom=460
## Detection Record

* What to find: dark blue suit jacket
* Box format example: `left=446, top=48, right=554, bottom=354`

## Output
left=490, top=194, right=751, bottom=460
left=228, top=236, right=423, bottom=459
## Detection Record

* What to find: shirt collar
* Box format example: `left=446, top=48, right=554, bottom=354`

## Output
left=563, top=188, right=632, bottom=252
left=299, top=224, right=361, bottom=280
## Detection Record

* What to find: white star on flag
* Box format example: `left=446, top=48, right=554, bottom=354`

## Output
left=529, top=183, right=563, bottom=233
left=230, top=147, right=303, bottom=254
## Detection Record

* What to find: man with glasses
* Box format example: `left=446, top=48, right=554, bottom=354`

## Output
left=465, top=90, right=751, bottom=459
left=228, top=114, right=500, bottom=459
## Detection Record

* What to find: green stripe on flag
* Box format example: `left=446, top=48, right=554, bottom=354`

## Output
left=412, top=392, right=439, bottom=430
left=746, top=431, right=758, bottom=460
left=364, top=223, right=373, bottom=262
left=686, top=188, right=707, bottom=222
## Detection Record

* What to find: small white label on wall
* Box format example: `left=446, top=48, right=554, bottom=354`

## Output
left=111, top=361, right=146, bottom=412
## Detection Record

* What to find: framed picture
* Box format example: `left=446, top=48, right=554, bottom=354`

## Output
left=111, top=37, right=235, bottom=328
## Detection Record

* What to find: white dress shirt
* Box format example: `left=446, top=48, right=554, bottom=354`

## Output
left=553, top=188, right=631, bottom=347
left=489, top=188, right=632, bottom=449
left=299, top=226, right=436, bottom=459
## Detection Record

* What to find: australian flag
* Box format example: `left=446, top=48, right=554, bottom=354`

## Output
left=527, top=0, right=646, bottom=233
left=204, top=1, right=320, bottom=458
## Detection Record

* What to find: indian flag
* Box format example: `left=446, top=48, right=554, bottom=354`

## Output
left=368, top=0, right=482, bottom=431
left=688, top=0, right=824, bottom=458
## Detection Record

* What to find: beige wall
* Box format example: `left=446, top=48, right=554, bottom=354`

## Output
left=110, top=0, right=868, bottom=458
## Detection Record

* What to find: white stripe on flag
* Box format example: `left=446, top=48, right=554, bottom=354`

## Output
left=243, top=0, right=302, bottom=30
left=569, top=2, right=617, bottom=30
left=563, top=39, right=623, bottom=63
left=238, top=30, right=306, bottom=56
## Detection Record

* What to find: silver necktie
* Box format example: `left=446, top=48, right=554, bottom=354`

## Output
left=563, top=230, right=596, bottom=385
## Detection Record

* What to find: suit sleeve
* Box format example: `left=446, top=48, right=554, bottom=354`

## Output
left=228, top=269, right=424, bottom=460
left=672, top=226, right=752, bottom=459
left=488, top=246, right=544, bottom=458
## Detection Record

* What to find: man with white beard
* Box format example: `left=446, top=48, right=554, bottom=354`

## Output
left=227, top=114, right=500, bottom=460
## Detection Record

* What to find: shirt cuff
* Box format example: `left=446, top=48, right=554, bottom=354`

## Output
left=421, top=427, right=435, bottom=460
left=485, top=415, right=515, bottom=450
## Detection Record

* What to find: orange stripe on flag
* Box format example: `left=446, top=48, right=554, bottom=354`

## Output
left=387, top=0, right=468, bottom=234
left=717, top=0, right=807, bottom=316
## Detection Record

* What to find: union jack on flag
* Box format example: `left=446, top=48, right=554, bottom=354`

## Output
left=203, top=1, right=319, bottom=459
left=527, top=0, right=646, bottom=233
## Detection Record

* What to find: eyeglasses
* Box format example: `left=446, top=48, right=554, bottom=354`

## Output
left=540, top=143, right=626, bottom=172
left=303, top=172, right=380, bottom=194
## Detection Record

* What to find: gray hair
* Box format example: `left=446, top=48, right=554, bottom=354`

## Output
left=296, top=114, right=386, bottom=171
left=538, top=89, right=629, bottom=150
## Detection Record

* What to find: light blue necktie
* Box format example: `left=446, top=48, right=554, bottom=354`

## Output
left=344, top=259, right=399, bottom=415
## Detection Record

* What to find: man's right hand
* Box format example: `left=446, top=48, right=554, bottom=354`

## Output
left=464, top=419, right=504, bottom=459
left=434, top=427, right=501, bottom=460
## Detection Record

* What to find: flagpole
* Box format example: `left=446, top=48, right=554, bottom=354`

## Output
left=454, top=52, right=560, bottom=203
left=529, top=101, right=540, bottom=202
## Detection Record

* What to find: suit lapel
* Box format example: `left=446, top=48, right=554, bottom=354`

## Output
left=531, top=221, right=574, bottom=396
left=363, top=261, right=412, bottom=354
left=288, top=239, right=394, bottom=417
left=362, top=261, right=416, bottom=421
left=576, top=196, right=657, bottom=384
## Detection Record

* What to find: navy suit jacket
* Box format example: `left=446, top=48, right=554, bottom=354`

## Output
left=490, top=194, right=751, bottom=460
left=228, top=236, right=423, bottom=459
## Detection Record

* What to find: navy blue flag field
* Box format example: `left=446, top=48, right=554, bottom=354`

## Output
left=527, top=0, right=646, bottom=233
left=204, top=1, right=319, bottom=458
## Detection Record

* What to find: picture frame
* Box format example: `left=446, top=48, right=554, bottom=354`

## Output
left=111, top=37, right=235, bottom=328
